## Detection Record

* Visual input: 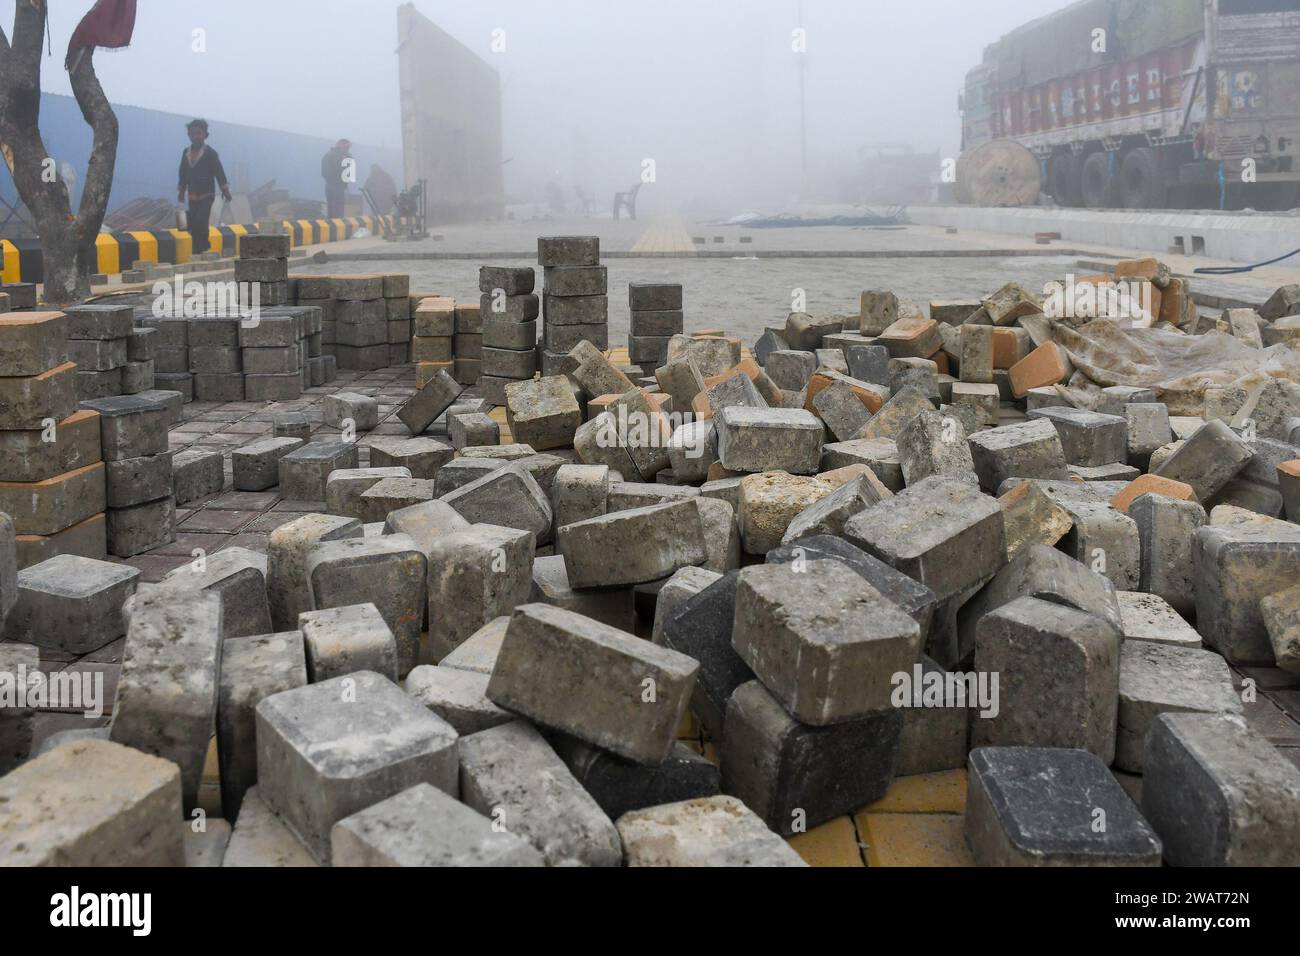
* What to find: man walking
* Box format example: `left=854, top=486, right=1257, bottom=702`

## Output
left=177, top=119, right=231, bottom=256
left=321, top=139, right=352, bottom=218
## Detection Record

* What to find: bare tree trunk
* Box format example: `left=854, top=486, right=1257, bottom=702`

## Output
left=0, top=0, right=120, bottom=306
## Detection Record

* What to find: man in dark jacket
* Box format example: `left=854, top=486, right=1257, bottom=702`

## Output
left=322, top=139, right=352, bottom=218
left=177, top=119, right=231, bottom=256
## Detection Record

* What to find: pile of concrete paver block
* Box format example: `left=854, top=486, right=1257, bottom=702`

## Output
left=2, top=252, right=1299, bottom=869
left=538, top=236, right=607, bottom=381
left=479, top=265, right=538, bottom=389
left=77, top=395, right=176, bottom=558
left=0, top=312, right=109, bottom=568
left=410, top=294, right=458, bottom=384
left=628, top=282, right=684, bottom=369
left=291, top=272, right=406, bottom=372
left=402, top=291, right=487, bottom=390
left=180, top=305, right=324, bottom=403
left=0, top=282, right=35, bottom=312
left=64, top=303, right=155, bottom=400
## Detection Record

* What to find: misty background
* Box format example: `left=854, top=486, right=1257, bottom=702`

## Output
left=13, top=0, right=1069, bottom=215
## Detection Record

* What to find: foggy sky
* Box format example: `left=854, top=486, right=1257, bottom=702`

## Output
left=11, top=0, right=1071, bottom=211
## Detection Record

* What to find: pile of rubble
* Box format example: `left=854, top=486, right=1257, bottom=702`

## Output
left=1, top=248, right=1298, bottom=868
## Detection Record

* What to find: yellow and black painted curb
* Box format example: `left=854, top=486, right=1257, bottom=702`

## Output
left=0, top=215, right=409, bottom=285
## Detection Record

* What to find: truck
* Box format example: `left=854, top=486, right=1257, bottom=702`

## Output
left=959, top=0, right=1300, bottom=210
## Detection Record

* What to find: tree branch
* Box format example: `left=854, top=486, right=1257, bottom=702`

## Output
left=70, top=49, right=117, bottom=245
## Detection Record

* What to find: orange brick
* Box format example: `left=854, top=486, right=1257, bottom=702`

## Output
left=818, top=463, right=872, bottom=488
left=707, top=461, right=743, bottom=481
left=1281, top=460, right=1300, bottom=479
left=804, top=369, right=885, bottom=415
left=1115, top=257, right=1169, bottom=284
left=932, top=351, right=951, bottom=376
left=587, top=393, right=622, bottom=419
left=878, top=316, right=941, bottom=358
left=690, top=391, right=713, bottom=420
left=990, top=328, right=1014, bottom=370
left=414, top=295, right=456, bottom=312
left=700, top=358, right=783, bottom=406
left=1009, top=342, right=1073, bottom=399
left=1159, top=277, right=1191, bottom=326
left=1111, top=474, right=1198, bottom=513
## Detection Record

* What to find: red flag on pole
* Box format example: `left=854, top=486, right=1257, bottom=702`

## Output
left=66, top=0, right=138, bottom=70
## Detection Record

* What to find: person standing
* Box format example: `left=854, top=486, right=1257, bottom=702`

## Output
left=321, top=139, right=352, bottom=218
left=177, top=119, right=231, bottom=256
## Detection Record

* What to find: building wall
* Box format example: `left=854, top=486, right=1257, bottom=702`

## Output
left=0, top=93, right=401, bottom=234
left=396, top=3, right=504, bottom=223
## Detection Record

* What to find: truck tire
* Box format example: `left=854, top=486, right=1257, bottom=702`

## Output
left=1049, top=154, right=1081, bottom=206
left=1081, top=152, right=1114, bottom=209
left=1119, top=148, right=1167, bottom=209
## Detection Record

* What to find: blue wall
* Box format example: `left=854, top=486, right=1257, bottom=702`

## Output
left=1, top=93, right=402, bottom=219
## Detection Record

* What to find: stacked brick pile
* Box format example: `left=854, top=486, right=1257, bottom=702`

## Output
left=411, top=295, right=456, bottom=384
left=241, top=308, right=311, bottom=401
left=291, top=273, right=410, bottom=372
left=538, top=236, right=606, bottom=379
left=627, top=283, right=684, bottom=370
left=478, top=266, right=537, bottom=390
left=78, top=395, right=175, bottom=558
left=384, top=273, right=412, bottom=367
left=233, top=234, right=292, bottom=308
left=0, top=312, right=107, bottom=568
left=64, top=304, right=155, bottom=400
left=295, top=274, right=337, bottom=361
left=0, top=282, right=37, bottom=311
left=455, top=301, right=484, bottom=389
left=329, top=274, right=388, bottom=373
left=140, top=312, right=192, bottom=401
left=188, top=313, right=246, bottom=402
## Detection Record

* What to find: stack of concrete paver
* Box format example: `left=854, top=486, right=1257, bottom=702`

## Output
left=479, top=266, right=537, bottom=391
left=294, top=274, right=337, bottom=361
left=628, top=282, right=684, bottom=370
left=0, top=282, right=36, bottom=312
left=78, top=395, right=175, bottom=558
left=64, top=303, right=154, bottom=400
left=241, top=305, right=329, bottom=400
left=411, top=295, right=456, bottom=383
left=302, top=274, right=388, bottom=372
left=233, top=233, right=291, bottom=308
left=139, top=310, right=192, bottom=401
left=3, top=252, right=1300, bottom=869
left=0, top=312, right=108, bottom=568
left=383, top=273, right=412, bottom=367
left=537, top=237, right=607, bottom=383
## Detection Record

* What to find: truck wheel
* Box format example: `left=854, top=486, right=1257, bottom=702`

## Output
left=1081, top=152, right=1114, bottom=208
left=1049, top=154, right=1081, bottom=206
left=1119, top=148, right=1167, bottom=209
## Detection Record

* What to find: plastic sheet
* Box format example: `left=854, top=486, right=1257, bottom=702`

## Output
left=1048, top=318, right=1300, bottom=415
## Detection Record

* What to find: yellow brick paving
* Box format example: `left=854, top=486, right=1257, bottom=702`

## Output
left=629, top=214, right=698, bottom=255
